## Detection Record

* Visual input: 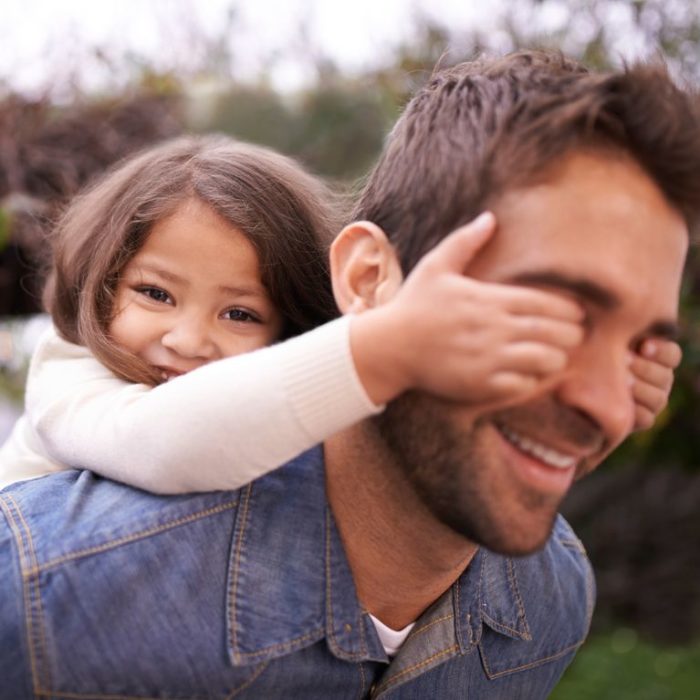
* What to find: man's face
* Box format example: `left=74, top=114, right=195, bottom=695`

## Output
left=375, top=150, right=687, bottom=555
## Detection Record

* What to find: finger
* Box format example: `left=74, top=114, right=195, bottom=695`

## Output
left=498, top=342, right=569, bottom=376
left=486, top=284, right=585, bottom=322
left=421, top=212, right=496, bottom=273
left=474, top=370, right=556, bottom=414
left=487, top=371, right=541, bottom=398
left=638, top=337, right=682, bottom=369
left=507, top=315, right=584, bottom=348
left=631, top=377, right=669, bottom=415
left=633, top=404, right=657, bottom=432
left=629, top=355, right=674, bottom=393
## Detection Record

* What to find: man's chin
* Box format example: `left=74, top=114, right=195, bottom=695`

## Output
left=418, top=486, right=560, bottom=556
left=478, top=517, right=559, bottom=557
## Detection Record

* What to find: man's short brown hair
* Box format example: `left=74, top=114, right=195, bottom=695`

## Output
left=353, top=50, right=700, bottom=272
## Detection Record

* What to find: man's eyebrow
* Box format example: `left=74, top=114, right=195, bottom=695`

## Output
left=643, top=320, right=681, bottom=341
left=508, top=270, right=680, bottom=339
left=508, top=270, right=620, bottom=310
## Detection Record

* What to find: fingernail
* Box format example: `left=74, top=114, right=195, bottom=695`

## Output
left=473, top=211, right=495, bottom=229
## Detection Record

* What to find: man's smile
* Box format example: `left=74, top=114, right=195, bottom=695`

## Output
left=495, top=422, right=578, bottom=470
left=488, top=404, right=606, bottom=498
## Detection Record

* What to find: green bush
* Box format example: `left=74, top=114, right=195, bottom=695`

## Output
left=552, top=631, right=700, bottom=700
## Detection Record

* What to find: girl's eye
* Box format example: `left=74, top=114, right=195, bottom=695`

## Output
left=223, top=308, right=260, bottom=323
left=137, top=286, right=171, bottom=304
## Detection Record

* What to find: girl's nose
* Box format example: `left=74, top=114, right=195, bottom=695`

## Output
left=160, top=316, right=218, bottom=360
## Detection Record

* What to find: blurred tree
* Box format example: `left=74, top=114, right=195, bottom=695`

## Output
left=289, top=78, right=390, bottom=179
left=0, top=90, right=184, bottom=314
left=202, top=85, right=293, bottom=154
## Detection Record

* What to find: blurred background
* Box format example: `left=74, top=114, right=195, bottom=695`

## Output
left=0, top=1, right=698, bottom=697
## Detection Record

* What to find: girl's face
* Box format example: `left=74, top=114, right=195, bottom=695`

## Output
left=110, top=198, right=283, bottom=382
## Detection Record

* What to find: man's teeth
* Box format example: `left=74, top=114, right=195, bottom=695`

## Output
left=498, top=424, right=576, bottom=470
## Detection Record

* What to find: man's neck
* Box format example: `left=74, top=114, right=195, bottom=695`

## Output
left=324, top=423, right=478, bottom=630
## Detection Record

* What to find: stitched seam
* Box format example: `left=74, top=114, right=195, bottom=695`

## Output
left=356, top=593, right=368, bottom=657
left=0, top=496, right=42, bottom=697
left=225, top=660, right=270, bottom=699
left=375, top=645, right=458, bottom=693
left=34, top=501, right=238, bottom=574
left=324, top=508, right=339, bottom=655
left=469, top=551, right=486, bottom=648
left=229, top=484, right=252, bottom=658
left=325, top=507, right=337, bottom=650
left=506, top=558, right=532, bottom=640
left=34, top=690, right=205, bottom=699
left=408, top=613, right=454, bottom=640
left=325, top=507, right=367, bottom=661
left=9, top=495, right=52, bottom=693
left=357, top=662, right=367, bottom=700
left=559, top=537, right=587, bottom=555
left=224, top=488, right=319, bottom=662
left=453, top=575, right=466, bottom=649
left=230, top=627, right=324, bottom=660
left=481, top=612, right=526, bottom=637
left=584, top=558, right=596, bottom=633
left=481, top=640, right=582, bottom=679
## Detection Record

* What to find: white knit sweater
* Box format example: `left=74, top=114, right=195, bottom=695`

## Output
left=0, top=316, right=381, bottom=493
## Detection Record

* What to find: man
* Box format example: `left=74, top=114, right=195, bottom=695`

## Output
left=1, top=51, right=698, bottom=698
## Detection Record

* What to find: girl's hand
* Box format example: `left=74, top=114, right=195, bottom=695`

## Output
left=630, top=337, right=682, bottom=431
left=352, top=212, right=585, bottom=406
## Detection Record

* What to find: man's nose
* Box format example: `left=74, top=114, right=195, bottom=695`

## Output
left=555, top=343, right=635, bottom=446
left=161, top=315, right=218, bottom=360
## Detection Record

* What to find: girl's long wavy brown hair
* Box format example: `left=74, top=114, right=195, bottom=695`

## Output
left=43, top=135, right=341, bottom=384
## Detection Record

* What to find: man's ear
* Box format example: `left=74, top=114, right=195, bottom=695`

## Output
left=330, top=221, right=404, bottom=313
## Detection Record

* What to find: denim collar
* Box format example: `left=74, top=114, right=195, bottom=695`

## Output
left=225, top=446, right=531, bottom=669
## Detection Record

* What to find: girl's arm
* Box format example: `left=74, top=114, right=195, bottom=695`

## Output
left=27, top=317, right=379, bottom=494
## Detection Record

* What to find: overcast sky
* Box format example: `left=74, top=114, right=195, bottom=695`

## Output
left=0, top=0, right=514, bottom=96
left=0, top=0, right=663, bottom=99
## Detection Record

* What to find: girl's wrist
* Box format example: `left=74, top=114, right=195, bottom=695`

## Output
left=349, top=308, right=412, bottom=406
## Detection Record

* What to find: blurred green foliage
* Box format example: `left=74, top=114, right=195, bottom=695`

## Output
left=203, top=79, right=393, bottom=180
left=552, top=630, right=700, bottom=700
left=0, top=207, right=9, bottom=251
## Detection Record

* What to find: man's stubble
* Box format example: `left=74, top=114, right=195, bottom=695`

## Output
left=372, top=392, right=604, bottom=555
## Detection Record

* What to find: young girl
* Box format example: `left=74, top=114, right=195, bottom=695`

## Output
left=0, top=135, right=679, bottom=493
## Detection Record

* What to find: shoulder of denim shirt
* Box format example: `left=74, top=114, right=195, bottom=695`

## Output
left=0, top=469, right=239, bottom=567
left=474, top=514, right=596, bottom=681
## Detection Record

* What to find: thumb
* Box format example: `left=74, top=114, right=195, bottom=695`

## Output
left=425, top=211, right=496, bottom=272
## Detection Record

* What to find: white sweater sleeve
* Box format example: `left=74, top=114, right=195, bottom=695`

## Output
left=26, top=317, right=381, bottom=494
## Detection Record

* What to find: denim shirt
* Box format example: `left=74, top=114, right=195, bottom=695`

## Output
left=0, top=447, right=595, bottom=699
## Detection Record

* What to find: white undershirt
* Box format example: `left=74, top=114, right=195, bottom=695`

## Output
left=369, top=614, right=416, bottom=657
